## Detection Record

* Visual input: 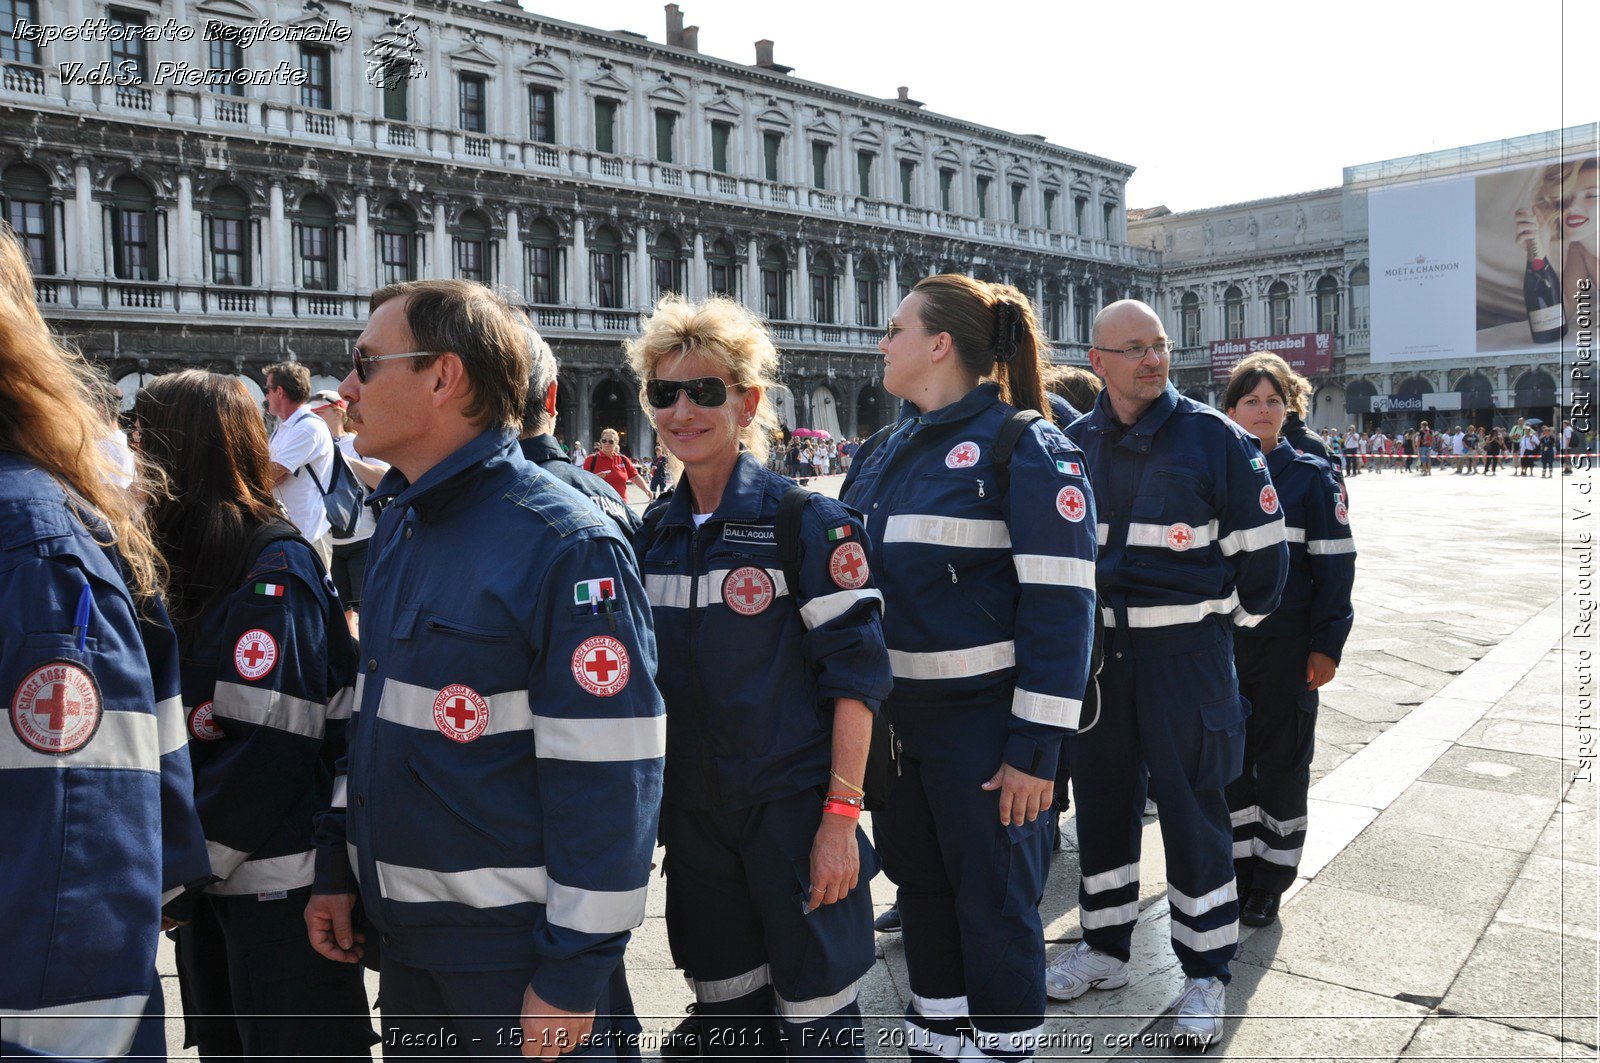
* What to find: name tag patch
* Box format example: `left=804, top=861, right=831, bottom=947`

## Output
left=722, top=524, right=777, bottom=546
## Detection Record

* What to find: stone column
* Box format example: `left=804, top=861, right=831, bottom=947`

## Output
left=73, top=159, right=98, bottom=279
left=571, top=220, right=589, bottom=306
left=842, top=251, right=857, bottom=326
left=267, top=181, right=290, bottom=288
left=634, top=224, right=650, bottom=309
left=746, top=238, right=760, bottom=306
left=432, top=199, right=449, bottom=279
left=690, top=232, right=706, bottom=300
left=886, top=256, right=899, bottom=305
left=796, top=243, right=811, bottom=321
left=354, top=192, right=373, bottom=294
left=504, top=207, right=524, bottom=300
left=174, top=173, right=196, bottom=283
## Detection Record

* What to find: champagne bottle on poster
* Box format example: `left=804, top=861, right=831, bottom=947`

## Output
left=1524, top=227, right=1566, bottom=343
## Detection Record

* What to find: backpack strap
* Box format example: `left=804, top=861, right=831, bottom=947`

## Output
left=991, top=409, right=1043, bottom=499
left=839, top=419, right=905, bottom=497
left=775, top=485, right=812, bottom=599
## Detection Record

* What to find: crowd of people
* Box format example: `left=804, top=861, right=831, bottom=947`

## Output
left=1328, top=419, right=1578, bottom=478
left=4, top=207, right=1363, bottom=1062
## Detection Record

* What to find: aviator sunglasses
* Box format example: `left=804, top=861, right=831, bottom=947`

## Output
left=646, top=376, right=730, bottom=409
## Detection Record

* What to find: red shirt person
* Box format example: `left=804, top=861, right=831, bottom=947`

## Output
left=583, top=429, right=654, bottom=500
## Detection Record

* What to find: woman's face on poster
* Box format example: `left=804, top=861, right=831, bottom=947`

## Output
left=1563, top=165, right=1598, bottom=246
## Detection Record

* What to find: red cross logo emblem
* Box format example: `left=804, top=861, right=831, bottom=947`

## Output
left=722, top=566, right=775, bottom=617
left=1166, top=523, right=1196, bottom=551
left=189, top=700, right=223, bottom=742
left=829, top=542, right=870, bottom=590
left=945, top=441, right=980, bottom=469
left=1334, top=500, right=1349, bottom=526
left=1259, top=484, right=1280, bottom=515
left=11, top=660, right=101, bottom=754
left=572, top=635, right=631, bottom=697
left=432, top=684, right=490, bottom=742
left=1056, top=485, right=1087, bottom=523
left=233, top=629, right=278, bottom=680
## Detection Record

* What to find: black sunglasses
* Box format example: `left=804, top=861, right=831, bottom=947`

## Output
left=646, top=376, right=730, bottom=409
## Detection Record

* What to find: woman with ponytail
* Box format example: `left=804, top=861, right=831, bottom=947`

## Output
left=839, top=274, right=1099, bottom=1063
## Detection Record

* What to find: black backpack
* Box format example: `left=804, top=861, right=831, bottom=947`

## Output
left=305, top=447, right=366, bottom=539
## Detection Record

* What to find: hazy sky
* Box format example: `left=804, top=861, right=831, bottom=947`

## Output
left=528, top=0, right=1596, bottom=212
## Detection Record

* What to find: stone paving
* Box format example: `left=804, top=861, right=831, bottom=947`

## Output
left=156, top=465, right=1595, bottom=1060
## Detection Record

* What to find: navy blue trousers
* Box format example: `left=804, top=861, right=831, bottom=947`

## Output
left=879, top=703, right=1052, bottom=1063
left=1229, top=633, right=1317, bottom=895
left=1068, top=628, right=1246, bottom=982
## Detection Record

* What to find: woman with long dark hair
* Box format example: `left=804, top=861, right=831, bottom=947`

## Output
left=135, top=370, right=375, bottom=1059
left=840, top=274, right=1098, bottom=1062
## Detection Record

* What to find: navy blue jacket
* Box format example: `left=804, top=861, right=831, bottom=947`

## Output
left=1067, top=383, right=1288, bottom=649
left=637, top=452, right=892, bottom=811
left=312, top=431, right=664, bottom=1013
left=174, top=533, right=355, bottom=909
left=520, top=433, right=643, bottom=538
left=1242, top=440, right=1355, bottom=660
left=842, top=383, right=1098, bottom=780
left=1, top=454, right=210, bottom=1059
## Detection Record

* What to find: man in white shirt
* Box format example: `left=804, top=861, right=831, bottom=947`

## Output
left=264, top=361, right=335, bottom=566
left=310, top=390, right=389, bottom=637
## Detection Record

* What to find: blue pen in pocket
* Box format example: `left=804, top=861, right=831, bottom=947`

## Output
left=72, top=582, right=93, bottom=651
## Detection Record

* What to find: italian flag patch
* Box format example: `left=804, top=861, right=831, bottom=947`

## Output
left=1250, top=455, right=1267, bottom=472
left=826, top=525, right=853, bottom=541
left=1056, top=460, right=1082, bottom=476
left=574, top=578, right=617, bottom=606
left=253, top=583, right=285, bottom=598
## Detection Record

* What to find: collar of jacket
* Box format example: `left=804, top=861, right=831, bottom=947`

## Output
left=1266, top=435, right=1297, bottom=476
left=911, top=381, right=1002, bottom=428
left=1084, top=382, right=1180, bottom=452
left=519, top=433, right=570, bottom=465
left=653, top=450, right=769, bottom=530
left=370, top=428, right=520, bottom=522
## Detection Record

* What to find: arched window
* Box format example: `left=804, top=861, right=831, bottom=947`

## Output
left=1348, top=266, right=1369, bottom=330
left=1315, top=275, right=1340, bottom=333
left=761, top=243, right=788, bottom=320
left=111, top=176, right=157, bottom=281
left=1224, top=284, right=1245, bottom=341
left=652, top=231, right=685, bottom=297
left=1180, top=291, right=1201, bottom=347
left=855, top=253, right=881, bottom=328
left=897, top=257, right=920, bottom=303
left=209, top=186, right=250, bottom=286
left=1268, top=280, right=1291, bottom=335
left=298, top=194, right=336, bottom=290
left=810, top=249, right=838, bottom=323
left=525, top=218, right=560, bottom=304
left=1074, top=284, right=1093, bottom=344
left=2, top=163, right=54, bottom=274
left=591, top=225, right=625, bottom=308
left=1456, top=373, right=1493, bottom=412
left=1343, top=378, right=1377, bottom=418
left=454, top=209, right=490, bottom=283
left=707, top=237, right=737, bottom=299
left=378, top=202, right=417, bottom=285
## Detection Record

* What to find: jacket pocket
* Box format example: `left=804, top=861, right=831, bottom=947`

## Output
left=404, top=755, right=503, bottom=847
left=422, top=615, right=511, bottom=644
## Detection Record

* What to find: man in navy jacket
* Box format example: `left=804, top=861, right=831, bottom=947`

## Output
left=306, top=280, right=665, bottom=1060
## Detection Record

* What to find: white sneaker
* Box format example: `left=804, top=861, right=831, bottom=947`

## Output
left=1169, top=976, right=1225, bottom=1044
left=1044, top=941, right=1129, bottom=1002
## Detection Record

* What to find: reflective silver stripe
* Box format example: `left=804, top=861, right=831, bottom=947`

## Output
left=377, top=861, right=547, bottom=908
left=647, top=570, right=794, bottom=610
left=1217, top=520, right=1286, bottom=556
left=883, top=514, right=1010, bottom=549
left=1168, top=878, right=1238, bottom=918
left=1232, top=605, right=1271, bottom=628
left=547, top=879, right=648, bottom=934
left=644, top=573, right=693, bottom=609
left=1012, top=554, right=1096, bottom=589
left=0, top=709, right=156, bottom=773
left=1104, top=592, right=1240, bottom=628
left=378, top=680, right=532, bottom=736
left=1082, top=861, right=1139, bottom=894
left=156, top=695, right=187, bottom=755
left=904, top=1019, right=964, bottom=1060
left=1284, top=527, right=1307, bottom=543
left=331, top=775, right=348, bottom=809
left=1096, top=523, right=1109, bottom=546
left=206, top=839, right=250, bottom=880
left=1080, top=900, right=1139, bottom=928
left=688, top=964, right=771, bottom=1004
left=210, top=850, right=315, bottom=895
left=1258, top=809, right=1308, bottom=837
left=351, top=672, right=366, bottom=714
left=327, top=684, right=356, bottom=721
left=1232, top=839, right=1253, bottom=860
left=799, top=588, right=883, bottom=629
left=971, top=1023, right=1044, bottom=1057
left=347, top=840, right=361, bottom=884
left=1012, top=687, right=1082, bottom=730
left=213, top=681, right=326, bottom=739
left=1230, top=805, right=1259, bottom=828
left=1169, top=919, right=1239, bottom=952
left=889, top=641, right=1015, bottom=680
left=532, top=714, right=666, bottom=762
left=1253, top=837, right=1304, bottom=866
left=775, top=977, right=862, bottom=1023
left=1307, top=538, right=1356, bottom=556
left=0, top=992, right=148, bottom=1057
left=1126, top=520, right=1218, bottom=550
left=911, top=993, right=969, bottom=1019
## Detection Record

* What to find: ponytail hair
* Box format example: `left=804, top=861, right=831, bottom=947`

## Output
left=911, top=274, right=1054, bottom=423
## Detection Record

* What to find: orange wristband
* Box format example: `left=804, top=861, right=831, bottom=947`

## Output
left=822, top=799, right=862, bottom=820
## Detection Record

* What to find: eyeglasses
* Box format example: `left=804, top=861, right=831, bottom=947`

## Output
left=645, top=376, right=730, bottom=409
left=1095, top=339, right=1176, bottom=360
left=351, top=347, right=441, bottom=383
left=884, top=322, right=942, bottom=342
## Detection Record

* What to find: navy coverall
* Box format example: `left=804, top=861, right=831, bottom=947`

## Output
left=1229, top=440, right=1354, bottom=895
left=1066, top=384, right=1287, bottom=983
left=843, top=383, right=1098, bottom=1063
left=1, top=453, right=211, bottom=1060
left=639, top=452, right=892, bottom=1057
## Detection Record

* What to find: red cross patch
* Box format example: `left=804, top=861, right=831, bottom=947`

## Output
left=722, top=566, right=775, bottom=617
left=1259, top=484, right=1280, bottom=515
left=233, top=629, right=279, bottom=680
left=572, top=635, right=631, bottom=697
left=1056, top=485, right=1087, bottom=523
left=1334, top=500, right=1349, bottom=525
left=189, top=700, right=223, bottom=742
left=432, top=684, right=490, bottom=743
left=1166, top=523, right=1196, bottom=551
left=945, top=441, right=980, bottom=469
left=11, top=659, right=101, bottom=755
left=829, top=542, right=870, bottom=589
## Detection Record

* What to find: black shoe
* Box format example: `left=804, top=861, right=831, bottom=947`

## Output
left=874, top=905, right=902, bottom=933
left=1240, top=888, right=1281, bottom=927
left=661, top=1006, right=703, bottom=1062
